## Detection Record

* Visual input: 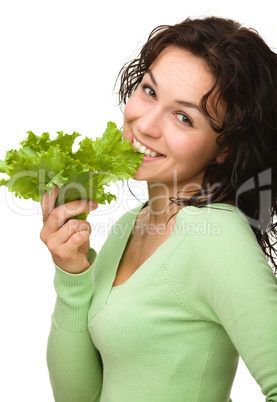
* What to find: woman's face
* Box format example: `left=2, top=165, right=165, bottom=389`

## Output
left=123, top=46, right=227, bottom=191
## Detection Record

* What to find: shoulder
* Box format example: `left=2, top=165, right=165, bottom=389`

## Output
left=176, top=203, right=258, bottom=251
left=171, top=203, right=273, bottom=282
left=168, top=204, right=277, bottom=322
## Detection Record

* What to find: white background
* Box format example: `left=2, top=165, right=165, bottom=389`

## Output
left=0, top=0, right=276, bottom=401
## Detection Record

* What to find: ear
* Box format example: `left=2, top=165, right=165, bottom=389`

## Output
left=216, top=145, right=230, bottom=164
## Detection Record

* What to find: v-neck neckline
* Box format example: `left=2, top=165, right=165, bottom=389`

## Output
left=90, top=202, right=239, bottom=311
left=111, top=201, right=238, bottom=281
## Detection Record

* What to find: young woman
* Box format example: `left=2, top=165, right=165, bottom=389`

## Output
left=40, top=17, right=277, bottom=401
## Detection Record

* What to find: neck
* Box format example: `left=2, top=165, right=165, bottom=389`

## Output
left=145, top=180, right=235, bottom=227
left=146, top=181, right=193, bottom=226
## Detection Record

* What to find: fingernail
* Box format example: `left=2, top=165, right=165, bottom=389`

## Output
left=50, top=185, right=58, bottom=195
left=88, top=200, right=97, bottom=208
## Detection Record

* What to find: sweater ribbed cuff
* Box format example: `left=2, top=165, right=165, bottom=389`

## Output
left=51, top=248, right=97, bottom=331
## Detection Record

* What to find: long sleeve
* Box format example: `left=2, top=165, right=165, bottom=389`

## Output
left=47, top=248, right=102, bottom=402
left=194, top=213, right=277, bottom=401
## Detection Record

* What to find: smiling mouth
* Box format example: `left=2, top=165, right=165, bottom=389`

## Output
left=132, top=136, right=164, bottom=157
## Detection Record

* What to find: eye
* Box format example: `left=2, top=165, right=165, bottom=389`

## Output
left=142, top=85, right=156, bottom=99
left=176, top=112, right=192, bottom=126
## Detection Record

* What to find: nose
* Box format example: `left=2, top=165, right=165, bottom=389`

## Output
left=136, top=106, right=163, bottom=138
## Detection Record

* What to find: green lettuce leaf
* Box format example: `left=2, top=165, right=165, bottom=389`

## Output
left=0, top=122, right=143, bottom=219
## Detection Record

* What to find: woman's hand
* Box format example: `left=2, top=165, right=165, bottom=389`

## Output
left=40, top=186, right=98, bottom=274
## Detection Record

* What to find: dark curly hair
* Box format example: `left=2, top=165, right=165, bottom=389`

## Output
left=116, top=17, right=277, bottom=273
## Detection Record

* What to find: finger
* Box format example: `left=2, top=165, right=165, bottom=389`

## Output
left=47, top=220, right=92, bottom=250
left=54, top=228, right=91, bottom=261
left=41, top=186, right=59, bottom=223
left=45, top=199, right=98, bottom=234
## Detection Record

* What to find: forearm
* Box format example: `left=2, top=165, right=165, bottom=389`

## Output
left=47, top=248, right=102, bottom=401
left=47, top=319, right=102, bottom=402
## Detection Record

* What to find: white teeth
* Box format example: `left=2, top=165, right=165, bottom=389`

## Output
left=133, top=137, right=161, bottom=157
left=140, top=145, right=146, bottom=153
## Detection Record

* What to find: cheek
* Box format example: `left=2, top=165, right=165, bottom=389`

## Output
left=123, top=93, right=145, bottom=140
left=123, top=100, right=134, bottom=140
left=123, top=100, right=132, bottom=123
left=170, top=136, right=218, bottom=164
left=123, top=93, right=140, bottom=123
left=170, top=137, right=202, bottom=159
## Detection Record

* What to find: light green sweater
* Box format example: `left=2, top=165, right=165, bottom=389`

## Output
left=47, top=203, right=277, bottom=401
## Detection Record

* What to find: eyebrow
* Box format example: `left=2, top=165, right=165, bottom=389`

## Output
left=146, top=69, right=201, bottom=112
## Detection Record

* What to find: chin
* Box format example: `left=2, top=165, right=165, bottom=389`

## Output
left=132, top=171, right=144, bottom=181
